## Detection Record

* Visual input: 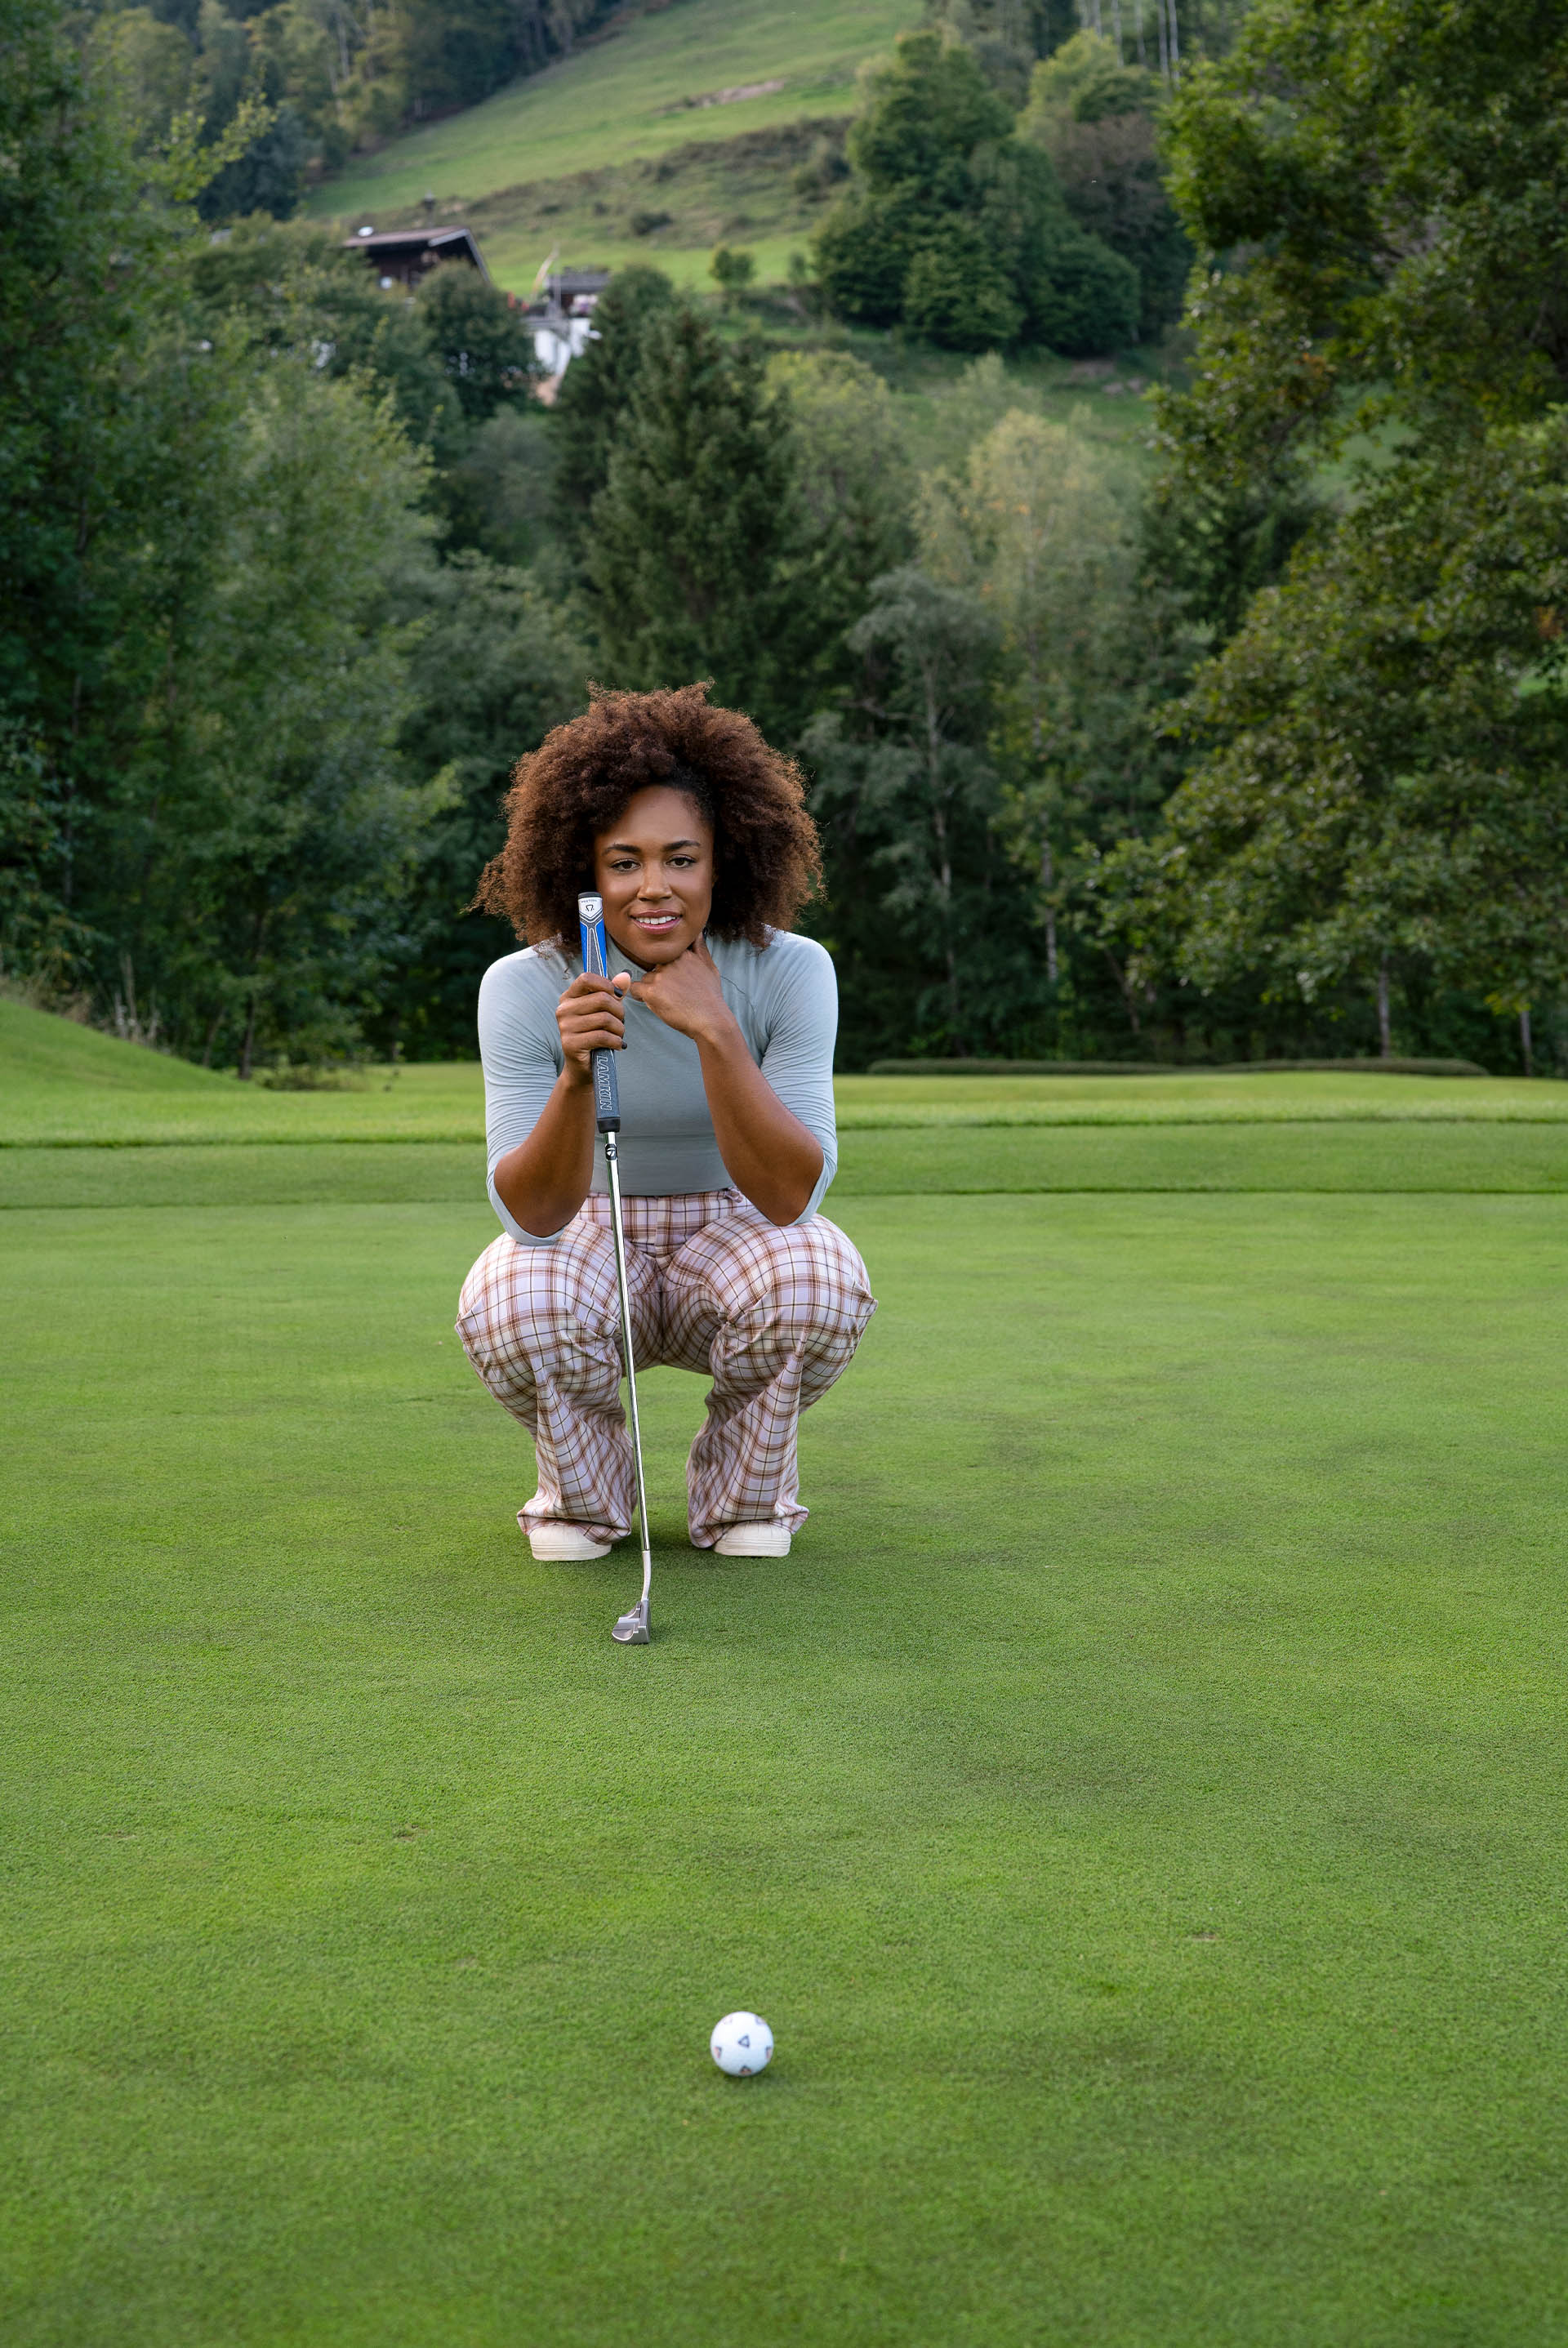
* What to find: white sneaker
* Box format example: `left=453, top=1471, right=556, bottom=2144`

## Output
left=712, top=1522, right=792, bottom=1557
left=519, top=1513, right=611, bottom=1562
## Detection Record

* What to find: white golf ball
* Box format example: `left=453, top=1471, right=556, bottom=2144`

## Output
left=710, top=2010, right=773, bottom=2077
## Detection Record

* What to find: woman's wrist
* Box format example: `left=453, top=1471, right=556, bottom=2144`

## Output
left=693, top=1005, right=747, bottom=1058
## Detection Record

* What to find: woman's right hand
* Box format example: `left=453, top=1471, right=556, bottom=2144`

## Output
left=556, top=971, right=631, bottom=1078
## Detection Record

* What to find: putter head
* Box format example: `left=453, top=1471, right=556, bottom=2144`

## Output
left=611, top=1596, right=649, bottom=1645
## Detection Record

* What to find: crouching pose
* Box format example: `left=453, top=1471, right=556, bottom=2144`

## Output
left=457, top=684, right=875, bottom=1562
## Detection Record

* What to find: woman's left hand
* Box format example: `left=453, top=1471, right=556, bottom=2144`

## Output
left=627, top=940, right=737, bottom=1047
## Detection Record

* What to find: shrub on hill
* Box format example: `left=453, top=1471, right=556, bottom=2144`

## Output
left=813, top=31, right=1138, bottom=355
left=1019, top=33, right=1192, bottom=339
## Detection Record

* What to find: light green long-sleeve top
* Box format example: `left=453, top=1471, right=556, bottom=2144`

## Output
left=477, top=929, right=840, bottom=1246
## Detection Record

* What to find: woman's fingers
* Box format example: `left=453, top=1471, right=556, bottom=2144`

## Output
left=557, top=971, right=633, bottom=1063
left=562, top=1016, right=625, bottom=1048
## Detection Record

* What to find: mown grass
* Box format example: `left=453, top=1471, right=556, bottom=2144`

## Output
left=8, top=1001, right=1568, bottom=1148
left=8, top=1183, right=1568, bottom=2342
left=5, top=1121, right=1568, bottom=1210
left=305, top=0, right=924, bottom=225
left=7, top=1009, right=1568, bottom=2341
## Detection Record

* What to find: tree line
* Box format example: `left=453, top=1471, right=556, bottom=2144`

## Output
left=4, top=0, right=1566, bottom=1075
left=92, top=0, right=613, bottom=217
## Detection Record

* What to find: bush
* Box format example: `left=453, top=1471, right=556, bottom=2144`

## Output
left=1027, top=227, right=1139, bottom=355
left=710, top=245, right=756, bottom=305
left=904, top=219, right=1023, bottom=350
left=811, top=186, right=920, bottom=327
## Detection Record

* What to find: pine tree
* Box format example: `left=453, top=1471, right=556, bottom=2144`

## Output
left=549, top=265, right=677, bottom=562
left=586, top=305, right=817, bottom=739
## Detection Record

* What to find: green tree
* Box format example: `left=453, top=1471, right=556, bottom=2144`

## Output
left=925, top=0, right=1072, bottom=109
left=187, top=216, right=466, bottom=462
left=0, top=0, right=458, bottom=1063
left=437, top=405, right=561, bottom=572
left=586, top=305, right=816, bottom=737
left=1019, top=32, right=1191, bottom=337
left=1107, top=420, right=1568, bottom=1065
left=803, top=568, right=1045, bottom=1061
left=549, top=264, right=677, bottom=563
left=86, top=0, right=613, bottom=198
left=813, top=29, right=1138, bottom=354
left=918, top=404, right=1199, bottom=1045
left=1156, top=0, right=1568, bottom=494
left=766, top=349, right=918, bottom=692
left=1115, top=0, right=1568, bottom=1063
left=922, top=409, right=1133, bottom=980
left=0, top=0, right=204, bottom=974
left=377, top=550, right=590, bottom=1057
left=709, top=244, right=755, bottom=308
left=134, top=363, right=444, bottom=1071
left=413, top=262, right=539, bottom=423
left=0, top=724, right=90, bottom=986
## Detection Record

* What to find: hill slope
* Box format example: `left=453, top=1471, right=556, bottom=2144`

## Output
left=0, top=999, right=238, bottom=1108
left=306, top=0, right=920, bottom=229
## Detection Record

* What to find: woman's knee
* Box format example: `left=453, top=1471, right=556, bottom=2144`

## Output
left=677, top=1211, right=875, bottom=1348
left=456, top=1227, right=619, bottom=1373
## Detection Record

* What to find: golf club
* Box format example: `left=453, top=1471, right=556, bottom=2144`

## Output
left=578, top=891, right=653, bottom=1645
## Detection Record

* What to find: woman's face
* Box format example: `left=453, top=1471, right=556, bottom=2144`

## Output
left=592, top=786, right=715, bottom=968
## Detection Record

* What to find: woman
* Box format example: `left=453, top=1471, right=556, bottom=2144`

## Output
left=456, top=684, right=875, bottom=1563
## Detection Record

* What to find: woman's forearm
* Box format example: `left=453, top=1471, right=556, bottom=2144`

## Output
left=492, top=1067, right=599, bottom=1238
left=697, top=1022, right=824, bottom=1225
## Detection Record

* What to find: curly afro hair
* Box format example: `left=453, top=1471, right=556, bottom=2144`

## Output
left=474, top=683, right=822, bottom=951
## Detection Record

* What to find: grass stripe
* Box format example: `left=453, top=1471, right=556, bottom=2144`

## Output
left=3, top=1120, right=1566, bottom=1210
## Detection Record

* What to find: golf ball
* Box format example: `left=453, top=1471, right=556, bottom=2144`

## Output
left=710, top=2011, right=773, bottom=2077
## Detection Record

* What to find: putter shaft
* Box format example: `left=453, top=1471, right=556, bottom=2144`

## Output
left=577, top=889, right=653, bottom=1646
left=604, top=1135, right=653, bottom=1644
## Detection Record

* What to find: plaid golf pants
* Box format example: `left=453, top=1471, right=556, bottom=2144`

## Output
left=456, top=1188, right=875, bottom=1548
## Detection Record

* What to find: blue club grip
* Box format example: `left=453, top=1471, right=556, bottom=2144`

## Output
left=577, top=892, right=621, bottom=1133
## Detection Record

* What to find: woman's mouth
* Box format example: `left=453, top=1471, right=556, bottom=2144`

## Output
left=630, top=911, right=681, bottom=933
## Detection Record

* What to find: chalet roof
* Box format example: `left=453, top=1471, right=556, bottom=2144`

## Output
left=343, top=226, right=491, bottom=282
left=528, top=266, right=612, bottom=319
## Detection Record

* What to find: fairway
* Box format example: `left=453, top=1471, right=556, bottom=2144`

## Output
left=6, top=1015, right=1568, bottom=2341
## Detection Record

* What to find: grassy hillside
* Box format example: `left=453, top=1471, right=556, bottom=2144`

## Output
left=306, top=0, right=922, bottom=239
left=398, top=118, right=850, bottom=300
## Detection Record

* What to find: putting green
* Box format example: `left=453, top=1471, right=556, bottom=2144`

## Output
left=6, top=1172, right=1568, bottom=2341
left=2, top=1119, right=1567, bottom=1209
